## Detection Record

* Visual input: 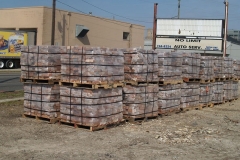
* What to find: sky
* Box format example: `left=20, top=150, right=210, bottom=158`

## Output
left=1, top=0, right=239, bottom=30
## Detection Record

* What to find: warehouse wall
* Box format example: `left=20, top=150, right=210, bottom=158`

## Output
left=43, top=7, right=144, bottom=48
left=0, top=7, right=44, bottom=45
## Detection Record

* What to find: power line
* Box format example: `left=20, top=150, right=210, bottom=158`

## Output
left=80, top=0, right=152, bottom=23
left=56, top=1, right=146, bottom=30
left=57, top=0, right=86, bottom=14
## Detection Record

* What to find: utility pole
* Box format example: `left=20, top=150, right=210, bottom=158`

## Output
left=129, top=24, right=132, bottom=48
left=152, top=3, right=158, bottom=50
left=178, top=0, right=180, bottom=19
left=223, top=0, right=229, bottom=57
left=51, top=0, right=56, bottom=45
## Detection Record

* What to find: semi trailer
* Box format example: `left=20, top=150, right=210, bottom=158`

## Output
left=0, top=30, right=35, bottom=69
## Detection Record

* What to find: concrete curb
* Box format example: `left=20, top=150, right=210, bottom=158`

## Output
left=0, top=69, right=21, bottom=73
left=0, top=97, right=24, bottom=103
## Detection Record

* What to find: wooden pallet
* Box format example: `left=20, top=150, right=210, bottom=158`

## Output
left=22, top=113, right=59, bottom=124
left=59, top=81, right=124, bottom=89
left=224, top=100, right=233, bottom=103
left=159, top=80, right=183, bottom=85
left=181, top=105, right=202, bottom=112
left=215, top=77, right=232, bottom=81
left=233, top=98, right=239, bottom=101
left=200, top=103, right=214, bottom=108
left=224, top=98, right=238, bottom=103
left=232, top=77, right=240, bottom=81
left=20, top=78, right=59, bottom=84
left=182, top=77, right=201, bottom=83
left=200, top=79, right=215, bottom=83
left=124, top=112, right=158, bottom=124
left=112, top=82, right=125, bottom=88
left=158, top=107, right=181, bottom=116
left=213, top=101, right=225, bottom=105
left=124, top=80, right=158, bottom=86
left=59, top=119, right=125, bottom=131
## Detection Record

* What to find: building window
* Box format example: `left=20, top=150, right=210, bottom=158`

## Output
left=123, top=32, right=130, bottom=40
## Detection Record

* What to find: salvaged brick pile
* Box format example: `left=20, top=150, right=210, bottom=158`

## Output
left=223, top=81, right=233, bottom=101
left=233, top=59, right=240, bottom=79
left=21, top=46, right=65, bottom=80
left=20, top=45, right=240, bottom=129
left=180, top=82, right=200, bottom=109
left=199, top=83, right=213, bottom=105
left=182, top=53, right=200, bottom=79
left=232, top=80, right=239, bottom=99
left=212, top=82, right=224, bottom=104
left=157, top=52, right=182, bottom=82
left=60, top=87, right=123, bottom=126
left=61, top=46, right=124, bottom=84
left=60, top=46, right=125, bottom=126
left=199, top=56, right=214, bottom=80
left=123, top=84, right=158, bottom=118
left=213, top=57, right=224, bottom=78
left=124, top=48, right=158, bottom=82
left=223, top=57, right=233, bottom=79
left=123, top=48, right=158, bottom=119
left=158, top=84, right=181, bottom=113
left=23, top=83, right=60, bottom=118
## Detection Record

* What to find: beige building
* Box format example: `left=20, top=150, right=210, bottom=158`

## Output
left=0, top=6, right=144, bottom=48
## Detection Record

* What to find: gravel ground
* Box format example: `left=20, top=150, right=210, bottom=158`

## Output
left=0, top=99, right=240, bottom=160
left=0, top=91, right=23, bottom=100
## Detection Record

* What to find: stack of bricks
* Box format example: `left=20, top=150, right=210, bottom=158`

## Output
left=232, top=80, right=239, bottom=100
left=223, top=57, right=234, bottom=79
left=233, top=59, right=240, bottom=79
left=182, top=53, right=201, bottom=80
left=157, top=52, right=183, bottom=83
left=23, top=84, right=60, bottom=120
left=60, top=87, right=123, bottom=127
left=213, top=57, right=224, bottom=79
left=199, top=83, right=213, bottom=106
left=59, top=46, right=124, bottom=129
left=181, top=82, right=200, bottom=109
left=199, top=56, right=214, bottom=81
left=61, top=46, right=124, bottom=84
left=123, top=48, right=158, bottom=120
left=199, top=56, right=214, bottom=107
left=158, top=84, right=181, bottom=114
left=21, top=46, right=63, bottom=122
left=123, top=84, right=158, bottom=119
left=21, top=46, right=64, bottom=80
left=223, top=80, right=233, bottom=101
left=212, top=82, right=224, bottom=104
left=180, top=53, right=201, bottom=110
left=157, top=52, right=183, bottom=114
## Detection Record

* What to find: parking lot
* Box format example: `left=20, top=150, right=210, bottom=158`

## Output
left=0, top=70, right=22, bottom=92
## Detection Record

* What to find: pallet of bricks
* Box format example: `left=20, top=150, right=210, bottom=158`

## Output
left=181, top=53, right=201, bottom=111
left=213, top=57, right=237, bottom=104
left=212, top=56, right=225, bottom=105
left=157, top=51, right=183, bottom=115
left=123, top=48, right=158, bottom=122
left=59, top=46, right=124, bottom=131
left=20, top=46, right=64, bottom=123
left=223, top=57, right=234, bottom=103
left=233, top=59, right=240, bottom=100
left=198, top=56, right=215, bottom=108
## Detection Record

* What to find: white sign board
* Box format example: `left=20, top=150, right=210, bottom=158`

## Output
left=156, top=38, right=222, bottom=51
left=157, top=19, right=223, bottom=37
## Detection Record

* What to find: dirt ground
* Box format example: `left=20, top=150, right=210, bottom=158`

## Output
left=0, top=91, right=23, bottom=100
left=0, top=99, right=240, bottom=160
